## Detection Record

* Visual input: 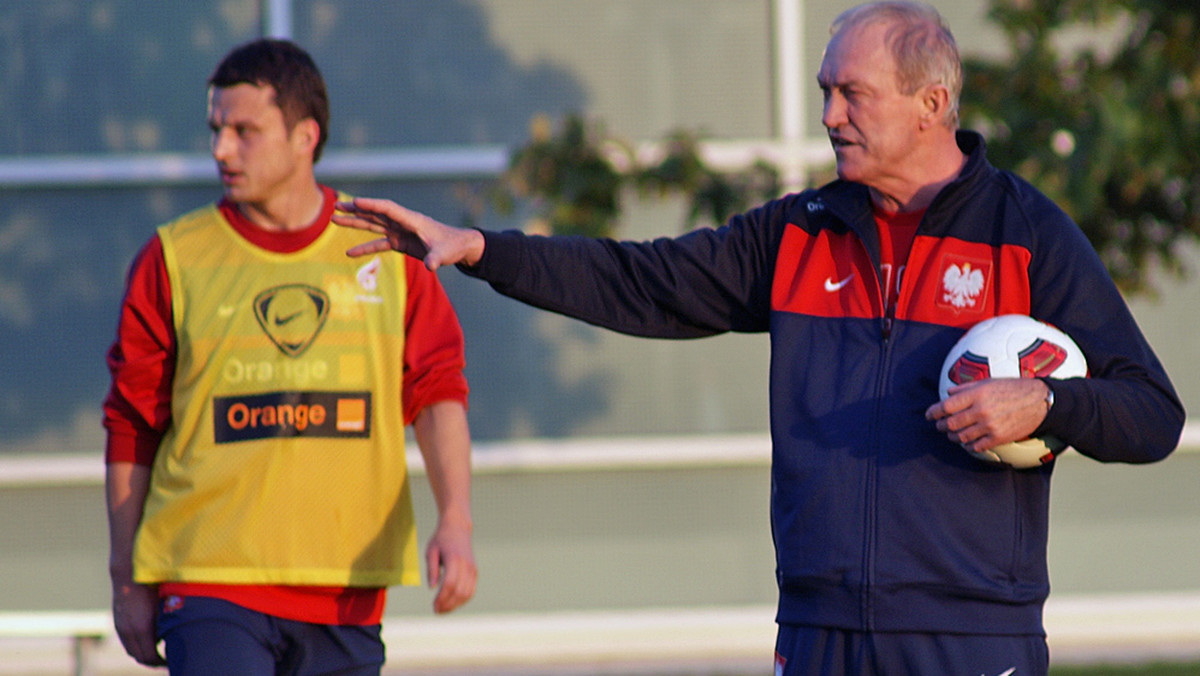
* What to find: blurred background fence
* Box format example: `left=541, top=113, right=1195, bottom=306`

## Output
left=2, top=436, right=1199, bottom=674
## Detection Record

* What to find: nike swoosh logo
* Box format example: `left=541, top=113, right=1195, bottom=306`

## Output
left=987, top=669, right=1017, bottom=676
left=273, top=310, right=304, bottom=326
left=824, top=273, right=855, bottom=292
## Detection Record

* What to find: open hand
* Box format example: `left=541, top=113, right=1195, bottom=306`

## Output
left=332, top=197, right=485, bottom=270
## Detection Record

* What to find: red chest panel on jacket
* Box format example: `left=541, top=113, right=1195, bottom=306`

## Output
left=771, top=224, right=879, bottom=319
left=771, top=224, right=1033, bottom=328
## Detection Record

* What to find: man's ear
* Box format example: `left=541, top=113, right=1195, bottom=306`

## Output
left=918, top=83, right=952, bottom=130
left=292, top=117, right=321, bottom=159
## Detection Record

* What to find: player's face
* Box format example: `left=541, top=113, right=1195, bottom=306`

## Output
left=817, top=22, right=925, bottom=190
left=207, top=83, right=310, bottom=207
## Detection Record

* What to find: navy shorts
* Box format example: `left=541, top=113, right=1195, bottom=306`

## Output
left=774, top=623, right=1048, bottom=676
left=156, top=596, right=385, bottom=676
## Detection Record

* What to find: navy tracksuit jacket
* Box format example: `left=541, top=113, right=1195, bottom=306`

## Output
left=464, top=131, right=1183, bottom=637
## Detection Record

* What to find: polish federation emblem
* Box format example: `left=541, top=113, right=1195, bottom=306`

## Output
left=253, top=284, right=330, bottom=357
left=937, top=257, right=991, bottom=313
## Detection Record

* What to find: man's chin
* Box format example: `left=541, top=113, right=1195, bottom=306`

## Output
left=833, top=163, right=859, bottom=183
left=221, top=186, right=249, bottom=203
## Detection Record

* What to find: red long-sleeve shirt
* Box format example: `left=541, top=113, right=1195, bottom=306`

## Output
left=103, top=187, right=468, bottom=624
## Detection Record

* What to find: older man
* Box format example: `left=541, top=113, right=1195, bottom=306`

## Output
left=334, top=2, right=1181, bottom=674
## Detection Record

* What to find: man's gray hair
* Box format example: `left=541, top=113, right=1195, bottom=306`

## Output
left=831, top=1, right=963, bottom=127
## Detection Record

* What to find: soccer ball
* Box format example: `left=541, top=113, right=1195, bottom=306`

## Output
left=938, top=314, right=1088, bottom=468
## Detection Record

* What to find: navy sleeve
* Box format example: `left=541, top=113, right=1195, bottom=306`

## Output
left=1023, top=185, right=1184, bottom=463
left=461, top=199, right=792, bottom=339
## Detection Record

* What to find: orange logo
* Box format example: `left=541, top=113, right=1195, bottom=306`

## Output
left=336, top=398, right=367, bottom=432
left=213, top=391, right=371, bottom=442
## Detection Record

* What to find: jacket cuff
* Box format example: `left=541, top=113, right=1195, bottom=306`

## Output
left=457, top=229, right=525, bottom=287
left=1032, top=377, right=1075, bottom=439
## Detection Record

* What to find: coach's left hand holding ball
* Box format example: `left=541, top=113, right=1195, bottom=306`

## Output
left=925, top=378, right=1052, bottom=455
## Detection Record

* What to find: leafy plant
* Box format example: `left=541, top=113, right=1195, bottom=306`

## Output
left=490, top=0, right=1200, bottom=295
left=490, top=113, right=780, bottom=239
left=961, top=0, right=1200, bottom=294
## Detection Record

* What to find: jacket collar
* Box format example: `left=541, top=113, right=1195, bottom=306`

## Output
left=814, top=129, right=992, bottom=230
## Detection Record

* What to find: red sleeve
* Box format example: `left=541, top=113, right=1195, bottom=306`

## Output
left=401, top=256, right=469, bottom=425
left=103, top=236, right=174, bottom=466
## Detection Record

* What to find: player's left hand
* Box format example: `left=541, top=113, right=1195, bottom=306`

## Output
left=425, top=519, right=476, bottom=614
left=925, top=378, right=1050, bottom=453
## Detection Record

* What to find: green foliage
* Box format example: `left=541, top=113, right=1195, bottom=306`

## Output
left=492, top=114, right=780, bottom=238
left=961, top=0, right=1200, bottom=293
left=495, top=1, right=1200, bottom=294
left=634, top=129, right=781, bottom=232
left=493, top=114, right=627, bottom=238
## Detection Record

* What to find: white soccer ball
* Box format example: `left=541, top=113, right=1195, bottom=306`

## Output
left=938, top=314, right=1088, bottom=468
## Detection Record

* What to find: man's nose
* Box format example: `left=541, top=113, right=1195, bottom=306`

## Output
left=211, top=128, right=234, bottom=161
left=822, top=93, right=847, bottom=129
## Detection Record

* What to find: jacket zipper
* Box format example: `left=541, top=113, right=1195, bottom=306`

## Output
left=864, top=213, right=926, bottom=626
left=861, top=242, right=891, bottom=630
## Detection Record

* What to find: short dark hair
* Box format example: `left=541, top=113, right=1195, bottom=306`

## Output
left=208, top=39, right=330, bottom=162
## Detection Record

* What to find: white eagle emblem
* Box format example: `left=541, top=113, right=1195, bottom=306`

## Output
left=941, top=262, right=985, bottom=309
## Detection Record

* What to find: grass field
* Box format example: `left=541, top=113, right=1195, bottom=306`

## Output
left=615, top=664, right=1200, bottom=676
left=435, top=661, right=1200, bottom=676
left=686, top=665, right=1200, bottom=676
left=646, top=662, right=1200, bottom=676
left=1050, top=664, right=1200, bottom=676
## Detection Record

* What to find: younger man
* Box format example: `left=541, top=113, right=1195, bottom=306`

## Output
left=104, top=39, right=476, bottom=674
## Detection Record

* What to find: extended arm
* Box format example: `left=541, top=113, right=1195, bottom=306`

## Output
left=335, top=197, right=784, bottom=339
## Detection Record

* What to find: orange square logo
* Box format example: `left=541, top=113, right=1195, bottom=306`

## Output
left=336, top=398, right=366, bottom=432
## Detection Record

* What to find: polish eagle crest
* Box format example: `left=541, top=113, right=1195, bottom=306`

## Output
left=941, top=262, right=985, bottom=310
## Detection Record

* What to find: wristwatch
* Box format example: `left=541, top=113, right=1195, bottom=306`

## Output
left=1043, top=384, right=1055, bottom=412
